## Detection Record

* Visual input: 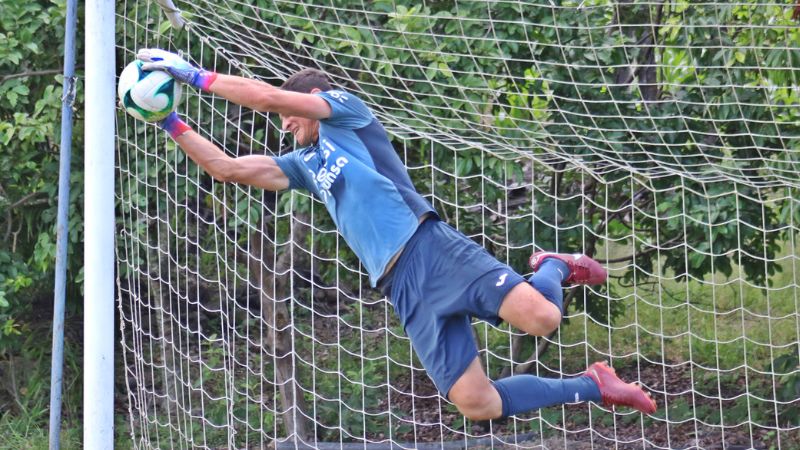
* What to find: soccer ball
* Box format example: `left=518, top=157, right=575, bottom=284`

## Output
left=118, top=60, right=182, bottom=122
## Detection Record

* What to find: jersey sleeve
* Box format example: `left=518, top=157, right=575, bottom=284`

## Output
left=273, top=150, right=310, bottom=191
left=317, top=90, right=374, bottom=129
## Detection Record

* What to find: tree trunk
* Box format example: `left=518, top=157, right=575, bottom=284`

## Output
left=248, top=223, right=312, bottom=442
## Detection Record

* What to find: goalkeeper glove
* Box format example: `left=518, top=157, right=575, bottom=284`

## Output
left=158, top=112, right=192, bottom=139
left=137, top=48, right=218, bottom=91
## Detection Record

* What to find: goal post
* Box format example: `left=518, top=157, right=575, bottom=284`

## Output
left=85, top=0, right=116, bottom=448
left=114, top=1, right=800, bottom=448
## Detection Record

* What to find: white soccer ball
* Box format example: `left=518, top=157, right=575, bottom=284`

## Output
left=118, top=60, right=182, bottom=122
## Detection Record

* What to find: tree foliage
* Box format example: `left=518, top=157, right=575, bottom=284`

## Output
left=0, top=0, right=84, bottom=427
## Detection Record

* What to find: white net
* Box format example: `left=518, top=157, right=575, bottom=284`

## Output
left=115, top=0, right=800, bottom=448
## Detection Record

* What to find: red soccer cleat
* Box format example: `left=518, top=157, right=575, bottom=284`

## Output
left=529, top=252, right=608, bottom=286
left=584, top=362, right=657, bottom=414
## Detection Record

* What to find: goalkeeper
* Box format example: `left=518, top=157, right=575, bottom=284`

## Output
left=138, top=48, right=657, bottom=420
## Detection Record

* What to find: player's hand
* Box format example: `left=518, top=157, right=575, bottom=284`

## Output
left=137, top=48, right=217, bottom=91
left=158, top=111, right=192, bottom=139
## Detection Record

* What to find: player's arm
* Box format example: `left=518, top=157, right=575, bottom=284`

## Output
left=207, top=74, right=331, bottom=120
left=137, top=48, right=331, bottom=120
left=161, top=113, right=289, bottom=191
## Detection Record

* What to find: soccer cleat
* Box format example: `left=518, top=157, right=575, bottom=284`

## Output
left=584, top=362, right=657, bottom=414
left=528, top=252, right=608, bottom=286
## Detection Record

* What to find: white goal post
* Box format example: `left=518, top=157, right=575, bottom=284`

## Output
left=85, top=0, right=116, bottom=448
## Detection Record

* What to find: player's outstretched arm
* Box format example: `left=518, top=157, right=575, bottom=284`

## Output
left=207, top=74, right=332, bottom=120
left=137, top=48, right=331, bottom=120
left=160, top=113, right=290, bottom=191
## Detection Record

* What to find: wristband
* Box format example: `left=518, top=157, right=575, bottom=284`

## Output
left=193, top=70, right=218, bottom=91
left=160, top=112, right=192, bottom=139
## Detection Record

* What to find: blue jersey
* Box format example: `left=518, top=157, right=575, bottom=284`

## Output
left=274, top=90, right=436, bottom=287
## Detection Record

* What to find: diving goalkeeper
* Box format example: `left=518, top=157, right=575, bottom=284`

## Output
left=137, top=48, right=657, bottom=420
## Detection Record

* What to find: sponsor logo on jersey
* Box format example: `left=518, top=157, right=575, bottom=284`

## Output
left=307, top=138, right=349, bottom=202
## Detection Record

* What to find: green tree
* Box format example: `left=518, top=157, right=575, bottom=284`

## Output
left=0, top=0, right=84, bottom=437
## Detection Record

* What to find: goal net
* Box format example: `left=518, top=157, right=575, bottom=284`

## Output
left=115, top=1, right=800, bottom=448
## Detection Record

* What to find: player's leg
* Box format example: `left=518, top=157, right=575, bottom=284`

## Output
left=528, top=252, right=608, bottom=287
left=439, top=308, right=617, bottom=420
left=397, top=223, right=656, bottom=418
left=497, top=282, right=561, bottom=336
left=496, top=255, right=572, bottom=335
left=448, top=357, right=615, bottom=420
left=441, top=319, right=598, bottom=420
left=449, top=358, right=658, bottom=419
left=498, top=252, right=608, bottom=334
left=447, top=358, right=503, bottom=420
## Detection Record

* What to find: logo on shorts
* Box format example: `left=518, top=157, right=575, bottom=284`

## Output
left=496, top=273, right=508, bottom=287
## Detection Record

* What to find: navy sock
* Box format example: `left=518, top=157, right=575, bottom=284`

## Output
left=493, top=374, right=601, bottom=418
left=528, top=259, right=570, bottom=314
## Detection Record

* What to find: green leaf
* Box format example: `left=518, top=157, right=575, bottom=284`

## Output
left=13, top=84, right=29, bottom=96
left=437, top=62, right=453, bottom=79
left=158, top=19, right=172, bottom=35
left=342, top=26, right=361, bottom=43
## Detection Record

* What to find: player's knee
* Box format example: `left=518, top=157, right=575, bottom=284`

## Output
left=518, top=302, right=561, bottom=336
left=538, top=303, right=562, bottom=334
left=500, top=284, right=562, bottom=336
left=457, top=406, right=495, bottom=421
left=450, top=389, right=498, bottom=421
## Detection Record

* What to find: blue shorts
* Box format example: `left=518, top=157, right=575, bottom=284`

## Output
left=378, top=218, right=526, bottom=397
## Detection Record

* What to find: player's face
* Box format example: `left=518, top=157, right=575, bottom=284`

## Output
left=281, top=114, right=319, bottom=147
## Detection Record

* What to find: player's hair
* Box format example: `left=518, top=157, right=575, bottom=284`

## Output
left=280, top=68, right=333, bottom=93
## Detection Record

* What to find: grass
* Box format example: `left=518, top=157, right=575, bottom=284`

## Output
left=0, top=410, right=139, bottom=449
left=566, top=238, right=799, bottom=371
left=0, top=414, right=81, bottom=450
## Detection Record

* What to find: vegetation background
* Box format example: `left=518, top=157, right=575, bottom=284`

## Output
left=0, top=0, right=798, bottom=448
left=1, top=0, right=85, bottom=448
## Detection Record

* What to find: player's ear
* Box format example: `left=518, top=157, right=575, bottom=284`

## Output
left=310, top=87, right=323, bottom=94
